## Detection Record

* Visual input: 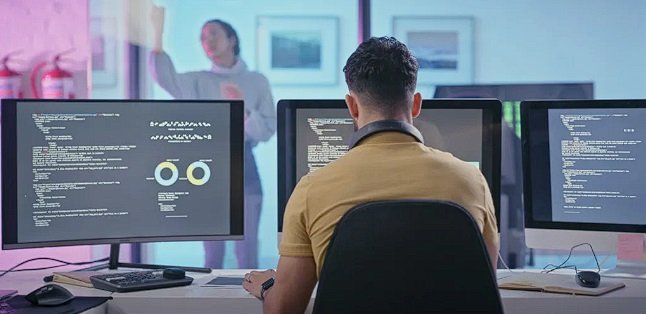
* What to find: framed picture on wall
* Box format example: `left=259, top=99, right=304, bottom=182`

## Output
left=256, top=16, right=339, bottom=85
left=90, top=17, right=117, bottom=87
left=393, top=16, right=474, bottom=85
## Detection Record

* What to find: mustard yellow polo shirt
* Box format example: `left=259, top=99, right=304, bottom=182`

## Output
left=279, top=131, right=499, bottom=277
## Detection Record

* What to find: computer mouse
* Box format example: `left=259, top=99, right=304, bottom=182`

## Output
left=575, top=271, right=601, bottom=288
left=24, top=283, right=75, bottom=306
left=163, top=268, right=186, bottom=280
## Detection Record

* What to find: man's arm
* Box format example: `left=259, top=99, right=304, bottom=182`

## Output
left=486, top=235, right=500, bottom=272
left=243, top=256, right=317, bottom=314
left=480, top=174, right=500, bottom=272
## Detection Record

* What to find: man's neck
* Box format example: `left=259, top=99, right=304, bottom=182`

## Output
left=356, top=113, right=412, bottom=129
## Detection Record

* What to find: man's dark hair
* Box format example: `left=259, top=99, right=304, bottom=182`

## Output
left=343, top=36, right=419, bottom=117
left=203, top=19, right=240, bottom=56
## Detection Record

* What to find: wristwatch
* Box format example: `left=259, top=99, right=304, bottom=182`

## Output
left=259, top=277, right=275, bottom=300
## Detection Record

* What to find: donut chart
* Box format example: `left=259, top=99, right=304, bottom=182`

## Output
left=154, top=161, right=179, bottom=186
left=186, top=161, right=211, bottom=186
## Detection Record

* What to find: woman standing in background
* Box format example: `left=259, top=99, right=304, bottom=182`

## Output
left=149, top=6, right=276, bottom=269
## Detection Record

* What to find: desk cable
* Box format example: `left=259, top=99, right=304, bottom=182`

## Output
left=598, top=254, right=611, bottom=269
left=497, top=244, right=609, bottom=279
left=495, top=251, right=517, bottom=280
left=498, top=251, right=514, bottom=273
left=542, top=243, right=601, bottom=274
left=0, top=257, right=109, bottom=279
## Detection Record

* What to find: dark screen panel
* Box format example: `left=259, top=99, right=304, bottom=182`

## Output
left=2, top=99, right=244, bottom=249
left=522, top=99, right=646, bottom=233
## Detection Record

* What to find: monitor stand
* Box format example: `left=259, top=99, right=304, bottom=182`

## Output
left=81, top=244, right=211, bottom=273
left=601, top=261, right=646, bottom=280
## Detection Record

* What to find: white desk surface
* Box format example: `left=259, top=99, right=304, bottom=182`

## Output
left=2, top=269, right=646, bottom=314
left=0, top=269, right=110, bottom=313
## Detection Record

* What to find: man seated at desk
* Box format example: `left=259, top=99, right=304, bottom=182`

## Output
left=243, top=36, right=499, bottom=314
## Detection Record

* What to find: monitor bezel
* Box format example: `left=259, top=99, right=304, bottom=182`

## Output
left=277, top=99, right=502, bottom=232
left=1, top=99, right=245, bottom=249
left=522, top=99, right=646, bottom=233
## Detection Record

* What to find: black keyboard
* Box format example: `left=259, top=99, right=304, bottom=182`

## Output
left=90, top=270, right=193, bottom=292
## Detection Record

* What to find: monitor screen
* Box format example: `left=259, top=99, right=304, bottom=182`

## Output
left=2, top=99, right=244, bottom=249
left=522, top=99, right=646, bottom=234
left=277, top=99, right=501, bottom=232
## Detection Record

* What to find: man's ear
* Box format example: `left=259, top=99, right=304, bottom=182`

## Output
left=411, top=92, right=423, bottom=118
left=345, top=93, right=359, bottom=119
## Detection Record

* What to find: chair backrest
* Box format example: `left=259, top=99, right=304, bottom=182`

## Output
left=313, top=200, right=503, bottom=314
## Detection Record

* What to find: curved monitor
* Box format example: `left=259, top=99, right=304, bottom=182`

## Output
left=2, top=99, right=244, bottom=250
left=277, top=99, right=502, bottom=233
left=522, top=100, right=646, bottom=278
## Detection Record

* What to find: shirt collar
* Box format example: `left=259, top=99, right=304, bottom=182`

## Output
left=354, top=131, right=421, bottom=147
left=350, top=120, right=424, bottom=148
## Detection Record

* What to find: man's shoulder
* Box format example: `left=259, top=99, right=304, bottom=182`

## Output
left=430, top=149, right=485, bottom=180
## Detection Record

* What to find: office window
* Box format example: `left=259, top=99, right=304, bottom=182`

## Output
left=88, top=0, right=359, bottom=269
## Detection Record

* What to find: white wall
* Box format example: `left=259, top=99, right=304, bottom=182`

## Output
left=371, top=0, right=646, bottom=99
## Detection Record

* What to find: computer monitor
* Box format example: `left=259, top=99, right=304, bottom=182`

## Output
left=1, top=99, right=244, bottom=271
left=522, top=99, right=646, bottom=278
left=277, top=99, right=502, bottom=235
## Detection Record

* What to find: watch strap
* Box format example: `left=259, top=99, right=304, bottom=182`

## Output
left=260, top=277, right=275, bottom=300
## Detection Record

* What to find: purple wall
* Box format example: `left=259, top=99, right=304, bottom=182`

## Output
left=0, top=0, right=89, bottom=99
left=0, top=0, right=92, bottom=269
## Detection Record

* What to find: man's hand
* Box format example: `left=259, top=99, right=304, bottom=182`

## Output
left=150, top=5, right=165, bottom=51
left=243, top=269, right=276, bottom=299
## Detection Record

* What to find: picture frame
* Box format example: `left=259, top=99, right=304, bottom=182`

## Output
left=256, top=16, right=339, bottom=86
left=90, top=17, right=117, bottom=87
left=393, top=16, right=474, bottom=85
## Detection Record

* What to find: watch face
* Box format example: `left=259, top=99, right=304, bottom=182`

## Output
left=261, top=277, right=275, bottom=289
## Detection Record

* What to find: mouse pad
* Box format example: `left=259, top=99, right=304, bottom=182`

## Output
left=202, top=276, right=244, bottom=287
left=2, top=296, right=110, bottom=314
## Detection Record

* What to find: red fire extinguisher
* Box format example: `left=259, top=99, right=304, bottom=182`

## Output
left=31, top=52, right=75, bottom=99
left=0, top=51, right=23, bottom=99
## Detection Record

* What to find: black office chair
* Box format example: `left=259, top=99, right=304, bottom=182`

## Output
left=313, top=200, right=503, bottom=314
